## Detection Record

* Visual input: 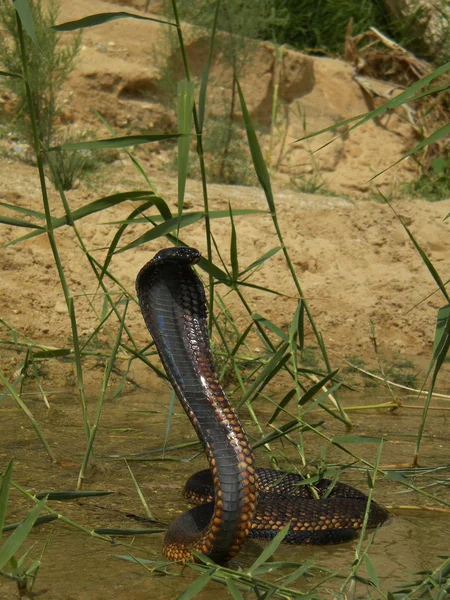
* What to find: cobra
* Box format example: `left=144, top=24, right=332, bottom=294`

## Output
left=136, top=247, right=388, bottom=564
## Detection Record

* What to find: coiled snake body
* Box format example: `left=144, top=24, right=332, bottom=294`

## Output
left=136, top=247, right=388, bottom=563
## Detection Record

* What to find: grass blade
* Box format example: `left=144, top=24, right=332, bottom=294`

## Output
left=177, top=81, right=195, bottom=232
left=268, top=389, right=296, bottom=424
left=372, top=122, right=450, bottom=180
left=386, top=198, right=450, bottom=303
left=93, top=528, right=165, bottom=535
left=294, top=61, right=450, bottom=145
left=253, top=420, right=321, bottom=449
left=332, top=435, right=384, bottom=445
left=105, top=208, right=266, bottom=225
left=0, top=215, right=43, bottom=229
left=198, top=0, right=220, bottom=131
left=0, top=371, right=55, bottom=462
left=34, top=491, right=113, bottom=500
left=229, top=204, right=239, bottom=281
left=0, top=201, right=46, bottom=220
left=247, top=522, right=291, bottom=575
left=4, top=191, right=164, bottom=248
left=252, top=314, right=288, bottom=341
left=226, top=579, right=244, bottom=600
left=77, top=301, right=128, bottom=489
left=238, top=342, right=290, bottom=407
left=178, top=569, right=214, bottom=599
left=53, top=12, right=176, bottom=31
left=236, top=79, right=274, bottom=212
left=114, top=213, right=203, bottom=254
left=0, top=496, right=47, bottom=570
left=0, top=70, right=21, bottom=78
left=13, top=0, right=37, bottom=45
left=2, top=514, right=58, bottom=532
left=100, top=201, right=155, bottom=280
left=0, top=462, right=13, bottom=535
left=196, top=255, right=230, bottom=283
left=239, top=246, right=281, bottom=277
left=50, top=134, right=181, bottom=151
left=414, top=305, right=450, bottom=464
left=125, top=461, right=153, bottom=520
left=298, top=370, right=339, bottom=407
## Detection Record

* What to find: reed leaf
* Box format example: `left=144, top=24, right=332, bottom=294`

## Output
left=0, top=215, right=43, bottom=229
left=50, top=134, right=181, bottom=151
left=239, top=246, right=282, bottom=277
left=0, top=497, right=47, bottom=570
left=13, top=0, right=37, bottom=44
left=114, top=213, right=203, bottom=254
left=247, top=522, right=291, bottom=574
left=0, top=371, right=55, bottom=462
left=0, top=69, right=21, bottom=78
left=53, top=12, right=175, bottom=31
left=178, top=569, right=215, bottom=599
left=177, top=81, right=194, bottom=231
left=0, top=462, right=13, bottom=534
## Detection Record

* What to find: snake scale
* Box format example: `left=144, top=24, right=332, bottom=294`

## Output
left=136, top=247, right=388, bottom=564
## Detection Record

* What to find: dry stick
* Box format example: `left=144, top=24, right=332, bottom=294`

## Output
left=343, top=358, right=450, bottom=400
left=386, top=505, right=450, bottom=514
left=337, top=402, right=450, bottom=412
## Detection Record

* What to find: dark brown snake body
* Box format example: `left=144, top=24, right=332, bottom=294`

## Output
left=136, top=247, right=388, bottom=563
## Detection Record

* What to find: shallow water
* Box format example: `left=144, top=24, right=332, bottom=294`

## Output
left=0, top=380, right=449, bottom=599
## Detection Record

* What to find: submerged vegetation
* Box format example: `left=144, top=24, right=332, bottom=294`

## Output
left=0, top=0, right=449, bottom=598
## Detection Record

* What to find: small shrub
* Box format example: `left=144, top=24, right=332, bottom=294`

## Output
left=0, top=0, right=81, bottom=151
left=291, top=172, right=333, bottom=196
left=300, top=347, right=319, bottom=368
left=47, top=130, right=119, bottom=191
left=204, top=118, right=257, bottom=185
left=385, top=357, right=420, bottom=388
left=405, top=156, right=450, bottom=202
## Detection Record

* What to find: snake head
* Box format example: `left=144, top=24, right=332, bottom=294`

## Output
left=152, top=247, right=201, bottom=266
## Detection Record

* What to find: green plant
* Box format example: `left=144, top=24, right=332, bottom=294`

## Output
left=259, top=0, right=386, bottom=54
left=47, top=130, right=119, bottom=190
left=0, top=462, right=48, bottom=595
left=291, top=172, right=331, bottom=195
left=384, top=357, right=420, bottom=388
left=299, top=346, right=319, bottom=369
left=0, top=0, right=81, bottom=151
left=406, top=155, right=450, bottom=202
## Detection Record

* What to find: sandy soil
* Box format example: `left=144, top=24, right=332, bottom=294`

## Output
left=1, top=156, right=449, bottom=379
left=1, top=0, right=450, bottom=390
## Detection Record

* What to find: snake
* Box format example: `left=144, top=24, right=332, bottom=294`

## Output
left=136, top=246, right=388, bottom=564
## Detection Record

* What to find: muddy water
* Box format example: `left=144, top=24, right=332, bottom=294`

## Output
left=0, top=380, right=449, bottom=599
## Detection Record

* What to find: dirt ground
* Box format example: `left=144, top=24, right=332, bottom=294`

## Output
left=1, top=0, right=450, bottom=389
left=1, top=156, right=449, bottom=379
